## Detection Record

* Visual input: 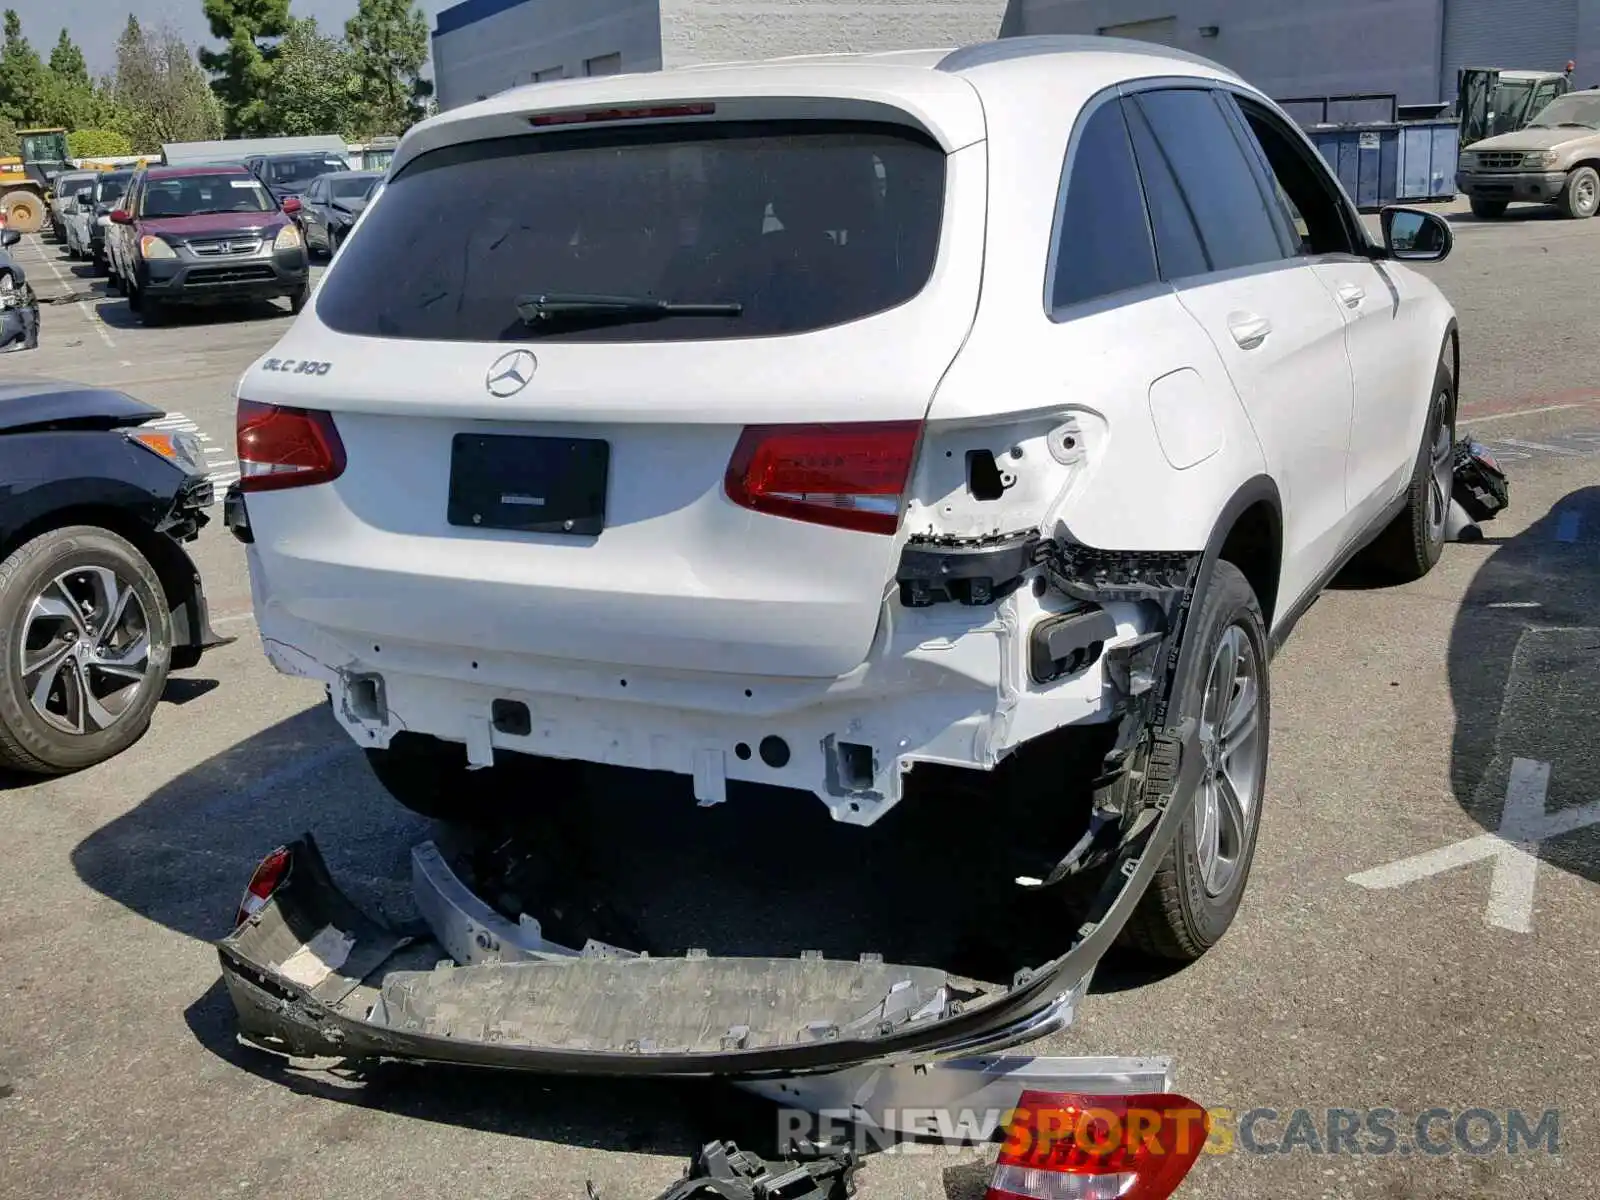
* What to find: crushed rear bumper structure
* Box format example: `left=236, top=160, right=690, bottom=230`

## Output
left=217, top=762, right=1192, bottom=1096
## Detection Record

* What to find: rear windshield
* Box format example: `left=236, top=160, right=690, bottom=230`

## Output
left=141, top=173, right=274, bottom=217
left=315, top=120, right=947, bottom=343
left=97, top=174, right=131, bottom=204
left=267, top=156, right=352, bottom=185
left=329, top=175, right=378, bottom=201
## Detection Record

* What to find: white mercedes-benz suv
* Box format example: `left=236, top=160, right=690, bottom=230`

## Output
left=229, top=36, right=1459, bottom=964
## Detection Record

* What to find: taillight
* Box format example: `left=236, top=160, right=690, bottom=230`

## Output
left=235, top=845, right=293, bottom=928
left=237, top=399, right=346, bottom=493
left=529, top=102, right=715, bottom=127
left=987, top=1091, right=1210, bottom=1200
left=723, top=422, right=921, bottom=535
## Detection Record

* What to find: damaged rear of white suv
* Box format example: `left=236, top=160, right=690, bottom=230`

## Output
left=221, top=36, right=1460, bottom=1074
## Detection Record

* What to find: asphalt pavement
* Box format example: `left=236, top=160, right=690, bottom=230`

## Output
left=2, top=203, right=1598, bottom=1200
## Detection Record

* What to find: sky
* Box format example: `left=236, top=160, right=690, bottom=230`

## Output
left=4, top=0, right=454, bottom=76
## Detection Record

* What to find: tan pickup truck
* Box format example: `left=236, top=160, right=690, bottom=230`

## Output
left=1456, top=88, right=1600, bottom=219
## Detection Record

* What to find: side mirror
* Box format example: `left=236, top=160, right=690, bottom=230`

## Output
left=1, top=229, right=20, bottom=249
left=281, top=196, right=302, bottom=214
left=110, top=209, right=133, bottom=225
left=1380, top=206, right=1453, bottom=263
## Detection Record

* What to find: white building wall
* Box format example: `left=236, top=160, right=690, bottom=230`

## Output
left=432, top=0, right=664, bottom=110
left=655, top=0, right=1011, bottom=67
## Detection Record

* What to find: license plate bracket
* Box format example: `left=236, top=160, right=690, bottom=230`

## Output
left=447, top=434, right=609, bottom=535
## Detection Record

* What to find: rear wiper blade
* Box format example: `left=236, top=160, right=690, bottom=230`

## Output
left=515, top=292, right=743, bottom=325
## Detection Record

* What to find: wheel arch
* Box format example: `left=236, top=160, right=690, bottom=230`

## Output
left=1196, top=475, right=1283, bottom=633
left=0, top=506, right=197, bottom=643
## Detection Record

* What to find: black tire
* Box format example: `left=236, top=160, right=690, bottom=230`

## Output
left=365, top=732, right=583, bottom=826
left=124, top=278, right=142, bottom=313
left=0, top=527, right=173, bottom=775
left=1121, top=560, right=1271, bottom=962
left=288, top=282, right=310, bottom=315
left=328, top=228, right=342, bottom=257
left=106, top=265, right=123, bottom=294
left=1558, top=165, right=1600, bottom=219
left=1356, top=349, right=1456, bottom=582
left=1469, top=198, right=1507, bottom=219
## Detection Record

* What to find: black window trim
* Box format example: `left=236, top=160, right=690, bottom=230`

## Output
left=1041, top=83, right=1172, bottom=323
left=1221, top=88, right=1374, bottom=263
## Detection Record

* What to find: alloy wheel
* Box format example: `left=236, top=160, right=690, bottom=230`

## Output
left=1193, top=624, right=1265, bottom=897
left=19, top=566, right=152, bottom=736
left=1425, top=389, right=1454, bottom=544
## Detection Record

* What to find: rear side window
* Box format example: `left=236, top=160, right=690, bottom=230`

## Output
left=1126, top=88, right=1286, bottom=277
left=1049, top=98, right=1159, bottom=311
left=315, top=120, right=947, bottom=343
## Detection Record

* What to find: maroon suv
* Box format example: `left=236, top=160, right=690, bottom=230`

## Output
left=106, top=164, right=311, bottom=325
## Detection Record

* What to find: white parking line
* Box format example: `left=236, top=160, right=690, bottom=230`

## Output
left=144, top=410, right=239, bottom=488
left=29, top=237, right=114, bottom=349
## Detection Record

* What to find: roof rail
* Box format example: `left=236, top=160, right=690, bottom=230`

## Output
left=938, top=34, right=1236, bottom=78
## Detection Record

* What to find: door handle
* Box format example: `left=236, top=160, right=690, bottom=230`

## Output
left=1337, top=284, right=1366, bottom=308
left=1227, top=313, right=1273, bottom=350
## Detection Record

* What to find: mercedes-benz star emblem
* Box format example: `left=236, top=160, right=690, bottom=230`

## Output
left=486, top=349, right=538, bottom=397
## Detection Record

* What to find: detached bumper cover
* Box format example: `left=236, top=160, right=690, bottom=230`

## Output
left=218, top=719, right=1202, bottom=1077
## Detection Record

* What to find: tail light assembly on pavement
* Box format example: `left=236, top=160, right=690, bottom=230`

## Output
left=237, top=399, right=346, bottom=492
left=724, top=421, right=922, bottom=535
left=986, top=1090, right=1210, bottom=1200
left=235, top=845, right=293, bottom=929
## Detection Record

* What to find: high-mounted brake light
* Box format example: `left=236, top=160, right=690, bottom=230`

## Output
left=529, top=102, right=716, bottom=127
left=236, top=399, right=346, bottom=493
left=986, top=1091, right=1210, bottom=1200
left=235, top=845, right=293, bottom=928
left=724, top=421, right=922, bottom=536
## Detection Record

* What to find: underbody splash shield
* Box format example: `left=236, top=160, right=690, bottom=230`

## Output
left=218, top=717, right=1201, bottom=1078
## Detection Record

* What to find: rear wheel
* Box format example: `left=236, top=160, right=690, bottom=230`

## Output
left=1356, top=351, right=1455, bottom=582
left=1122, top=560, right=1270, bottom=962
left=1558, top=166, right=1600, bottom=219
left=0, top=527, right=173, bottom=774
left=1, top=191, right=45, bottom=234
left=365, top=733, right=584, bottom=826
left=288, top=282, right=310, bottom=315
left=1468, top=198, right=1507, bottom=219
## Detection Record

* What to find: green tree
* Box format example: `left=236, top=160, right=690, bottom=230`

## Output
left=266, top=18, right=359, bottom=137
left=47, top=29, right=86, bottom=87
left=0, top=113, right=17, bottom=156
left=113, top=18, right=222, bottom=152
left=198, top=0, right=290, bottom=136
left=345, top=0, right=433, bottom=136
left=36, top=28, right=96, bottom=130
left=0, top=9, right=48, bottom=126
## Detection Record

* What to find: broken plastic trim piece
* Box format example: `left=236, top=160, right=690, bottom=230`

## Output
left=1028, top=606, right=1118, bottom=684
left=896, top=531, right=1036, bottom=607
left=621, top=1138, right=860, bottom=1200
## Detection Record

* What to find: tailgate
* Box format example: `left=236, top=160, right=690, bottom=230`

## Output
left=243, top=112, right=987, bottom=680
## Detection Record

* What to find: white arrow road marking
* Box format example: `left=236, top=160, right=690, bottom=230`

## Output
left=1348, top=759, right=1600, bottom=934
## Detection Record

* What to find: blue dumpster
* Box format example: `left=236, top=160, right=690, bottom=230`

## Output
left=1277, top=93, right=1458, bottom=211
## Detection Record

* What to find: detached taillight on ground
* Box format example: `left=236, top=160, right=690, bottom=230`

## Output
left=986, top=1091, right=1210, bottom=1200
left=724, top=421, right=922, bottom=535
left=236, top=399, right=347, bottom=493
left=235, top=845, right=293, bottom=928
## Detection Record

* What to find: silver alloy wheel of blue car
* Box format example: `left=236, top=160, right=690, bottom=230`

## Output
left=20, top=565, right=151, bottom=735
